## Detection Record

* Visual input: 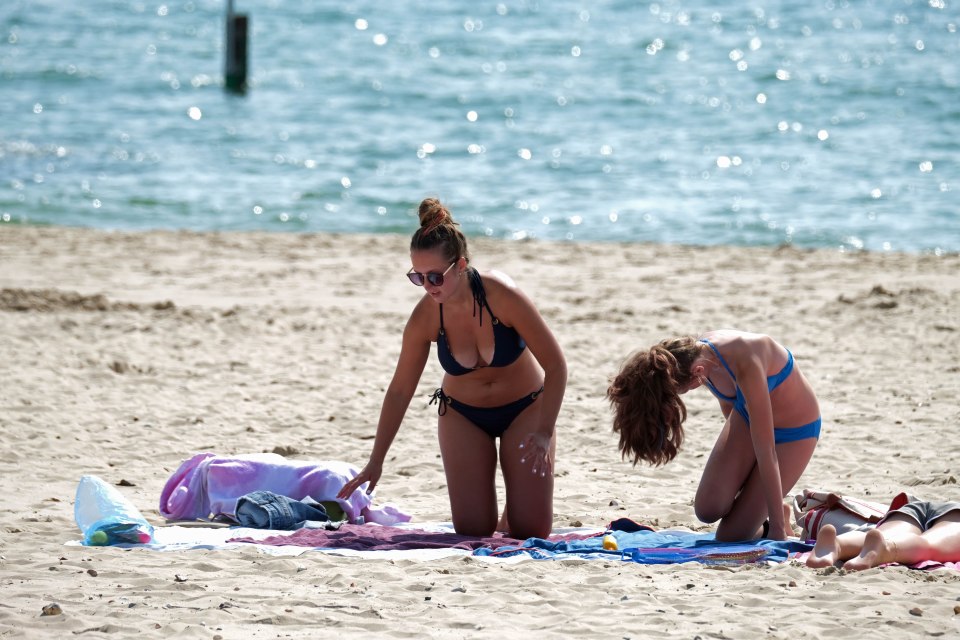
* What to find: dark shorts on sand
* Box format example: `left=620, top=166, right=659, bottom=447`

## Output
left=879, top=500, right=960, bottom=531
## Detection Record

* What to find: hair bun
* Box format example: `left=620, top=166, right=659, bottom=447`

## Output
left=410, top=197, right=469, bottom=262
left=418, top=198, right=449, bottom=227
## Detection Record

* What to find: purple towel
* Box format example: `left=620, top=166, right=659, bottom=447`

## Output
left=228, top=523, right=598, bottom=551
left=159, top=452, right=410, bottom=525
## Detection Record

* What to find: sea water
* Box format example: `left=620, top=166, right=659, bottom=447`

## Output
left=1, top=0, right=957, bottom=253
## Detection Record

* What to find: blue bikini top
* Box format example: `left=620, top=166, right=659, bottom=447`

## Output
left=698, top=338, right=794, bottom=426
left=437, top=269, right=526, bottom=376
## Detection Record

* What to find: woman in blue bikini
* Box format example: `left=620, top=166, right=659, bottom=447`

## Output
left=607, top=329, right=821, bottom=541
left=338, top=198, right=566, bottom=539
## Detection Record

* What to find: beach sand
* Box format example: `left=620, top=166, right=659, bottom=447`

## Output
left=2, top=225, right=959, bottom=638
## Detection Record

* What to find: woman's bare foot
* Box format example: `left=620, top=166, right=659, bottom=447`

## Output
left=807, top=524, right=841, bottom=568
left=496, top=506, right=510, bottom=534
left=843, top=528, right=895, bottom=571
left=781, top=503, right=796, bottom=538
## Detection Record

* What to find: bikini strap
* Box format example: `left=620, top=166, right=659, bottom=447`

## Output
left=428, top=388, right=449, bottom=415
left=441, top=269, right=494, bottom=330
left=767, top=349, right=795, bottom=391
left=699, top=339, right=737, bottom=381
left=468, top=268, right=496, bottom=326
left=702, top=377, right=725, bottom=399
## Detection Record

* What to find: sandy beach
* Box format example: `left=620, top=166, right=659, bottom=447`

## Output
left=1, top=225, right=958, bottom=639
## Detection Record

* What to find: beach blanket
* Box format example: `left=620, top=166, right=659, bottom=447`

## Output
left=64, top=522, right=596, bottom=561
left=158, top=452, right=410, bottom=525
left=229, top=523, right=809, bottom=565
left=474, top=528, right=812, bottom=564
left=228, top=523, right=597, bottom=552
left=71, top=523, right=954, bottom=569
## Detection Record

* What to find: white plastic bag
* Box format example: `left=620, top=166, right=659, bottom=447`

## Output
left=74, top=475, right=154, bottom=545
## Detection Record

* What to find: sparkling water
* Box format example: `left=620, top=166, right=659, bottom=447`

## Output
left=2, top=0, right=957, bottom=252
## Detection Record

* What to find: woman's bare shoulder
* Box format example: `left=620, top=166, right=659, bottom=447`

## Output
left=476, top=268, right=539, bottom=325
left=405, top=293, right=440, bottom=340
left=477, top=267, right=519, bottom=290
left=703, top=330, right=778, bottom=360
left=479, top=268, right=535, bottom=309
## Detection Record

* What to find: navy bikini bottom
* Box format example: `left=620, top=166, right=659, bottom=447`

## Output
left=429, top=387, right=543, bottom=438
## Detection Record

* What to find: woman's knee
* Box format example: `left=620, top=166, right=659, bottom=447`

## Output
left=714, top=520, right=758, bottom=542
left=506, top=514, right=551, bottom=540
left=451, top=513, right=497, bottom=538
left=501, top=478, right=553, bottom=539
left=694, top=499, right=726, bottom=525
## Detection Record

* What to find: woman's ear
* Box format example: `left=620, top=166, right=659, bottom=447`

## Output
left=690, top=361, right=706, bottom=378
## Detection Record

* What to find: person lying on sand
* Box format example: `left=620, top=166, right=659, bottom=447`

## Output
left=807, top=499, right=960, bottom=570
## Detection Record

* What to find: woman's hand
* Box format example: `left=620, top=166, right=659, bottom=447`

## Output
left=519, top=432, right=553, bottom=478
left=766, top=504, right=794, bottom=541
left=765, top=526, right=788, bottom=542
left=336, top=462, right=383, bottom=500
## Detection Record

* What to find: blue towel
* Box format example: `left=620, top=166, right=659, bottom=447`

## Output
left=474, top=529, right=812, bottom=564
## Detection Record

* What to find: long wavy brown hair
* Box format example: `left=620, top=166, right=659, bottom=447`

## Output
left=410, top=197, right=471, bottom=264
left=606, top=336, right=702, bottom=466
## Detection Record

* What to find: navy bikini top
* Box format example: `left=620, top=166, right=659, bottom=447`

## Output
left=698, top=338, right=794, bottom=426
left=437, top=269, right=526, bottom=376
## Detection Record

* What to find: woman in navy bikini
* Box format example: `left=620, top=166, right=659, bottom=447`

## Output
left=607, top=329, right=821, bottom=541
left=337, top=198, right=566, bottom=539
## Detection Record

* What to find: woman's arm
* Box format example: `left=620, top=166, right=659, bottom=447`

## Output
left=491, top=276, right=567, bottom=476
left=337, top=306, right=432, bottom=499
left=734, top=349, right=787, bottom=539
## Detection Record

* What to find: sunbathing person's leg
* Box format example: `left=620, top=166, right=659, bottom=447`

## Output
left=843, top=517, right=923, bottom=571
left=913, top=511, right=960, bottom=564
left=806, top=524, right=867, bottom=568
left=810, top=503, right=960, bottom=571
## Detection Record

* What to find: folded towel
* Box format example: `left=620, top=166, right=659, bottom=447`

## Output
left=159, top=452, right=411, bottom=525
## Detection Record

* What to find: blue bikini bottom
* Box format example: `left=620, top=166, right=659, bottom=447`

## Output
left=772, top=417, right=822, bottom=444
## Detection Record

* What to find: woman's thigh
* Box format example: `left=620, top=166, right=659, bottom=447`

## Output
left=878, top=516, right=925, bottom=537
left=437, top=409, right=499, bottom=536
left=714, top=436, right=817, bottom=540
left=499, top=398, right=555, bottom=540
left=922, top=511, right=960, bottom=560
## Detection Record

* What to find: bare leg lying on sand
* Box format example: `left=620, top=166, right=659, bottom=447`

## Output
left=807, top=505, right=960, bottom=570
left=807, top=524, right=868, bottom=568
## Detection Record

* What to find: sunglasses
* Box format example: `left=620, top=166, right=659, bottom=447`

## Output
left=407, top=260, right=457, bottom=287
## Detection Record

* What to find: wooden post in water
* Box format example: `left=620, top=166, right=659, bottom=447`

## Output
left=224, top=0, right=248, bottom=93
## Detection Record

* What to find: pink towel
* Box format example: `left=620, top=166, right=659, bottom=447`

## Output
left=228, top=523, right=596, bottom=551
left=159, top=452, right=411, bottom=525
